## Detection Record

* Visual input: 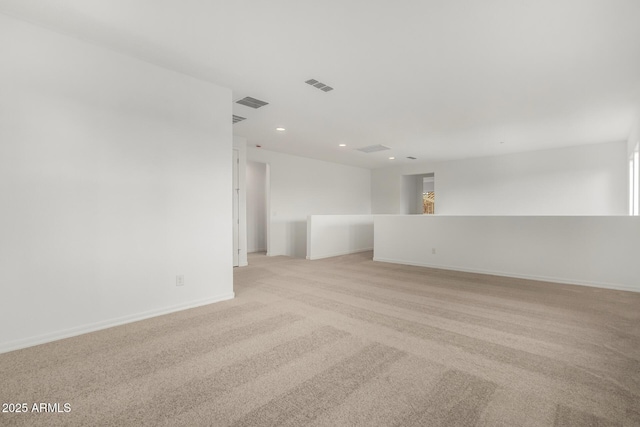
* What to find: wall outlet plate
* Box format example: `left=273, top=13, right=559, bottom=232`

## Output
left=176, top=275, right=184, bottom=286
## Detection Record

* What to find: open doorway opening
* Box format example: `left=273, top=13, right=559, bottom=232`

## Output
left=401, top=172, right=435, bottom=214
left=422, top=175, right=435, bottom=214
left=247, top=161, right=269, bottom=258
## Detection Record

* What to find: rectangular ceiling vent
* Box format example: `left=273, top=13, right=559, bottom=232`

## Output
left=305, top=78, right=333, bottom=92
left=232, top=115, right=246, bottom=124
left=357, top=144, right=391, bottom=153
left=407, top=156, right=417, bottom=160
left=236, top=96, right=269, bottom=109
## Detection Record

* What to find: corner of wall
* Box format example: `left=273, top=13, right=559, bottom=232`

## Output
left=629, top=118, right=640, bottom=155
left=233, top=136, right=248, bottom=267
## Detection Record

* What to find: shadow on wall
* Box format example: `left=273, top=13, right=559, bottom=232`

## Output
left=271, top=220, right=307, bottom=258
left=350, top=223, right=374, bottom=248
left=287, top=221, right=307, bottom=258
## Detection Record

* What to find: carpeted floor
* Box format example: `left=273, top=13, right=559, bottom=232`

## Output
left=1, top=251, right=639, bottom=426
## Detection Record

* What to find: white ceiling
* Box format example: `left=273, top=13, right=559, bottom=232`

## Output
left=2, top=0, right=639, bottom=168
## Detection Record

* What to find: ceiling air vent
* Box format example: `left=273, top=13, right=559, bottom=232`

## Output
left=357, top=144, right=391, bottom=153
left=232, top=115, right=246, bottom=124
left=305, top=78, right=334, bottom=92
left=407, top=156, right=417, bottom=160
left=236, top=96, right=269, bottom=109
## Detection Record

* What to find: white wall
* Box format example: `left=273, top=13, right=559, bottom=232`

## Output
left=247, top=148, right=371, bottom=258
left=246, top=161, right=267, bottom=253
left=629, top=118, right=639, bottom=155
left=307, top=215, right=374, bottom=260
left=0, top=15, right=233, bottom=352
left=374, top=215, right=640, bottom=292
left=401, top=175, right=420, bottom=214
left=629, top=120, right=640, bottom=216
left=373, top=142, right=628, bottom=215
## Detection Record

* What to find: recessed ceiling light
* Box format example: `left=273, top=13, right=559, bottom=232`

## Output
left=389, top=157, right=395, bottom=160
left=276, top=127, right=285, bottom=131
left=339, top=144, right=346, bottom=147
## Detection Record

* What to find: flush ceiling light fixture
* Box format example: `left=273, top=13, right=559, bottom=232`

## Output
left=339, top=144, right=346, bottom=147
left=276, top=127, right=286, bottom=131
left=389, top=157, right=395, bottom=160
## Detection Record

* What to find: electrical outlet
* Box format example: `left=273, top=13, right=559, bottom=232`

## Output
left=432, top=248, right=436, bottom=254
left=176, top=275, right=184, bottom=286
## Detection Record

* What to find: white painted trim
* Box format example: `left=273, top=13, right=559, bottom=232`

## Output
left=373, top=257, right=640, bottom=293
left=0, top=293, right=235, bottom=354
left=233, top=136, right=248, bottom=267
left=307, top=248, right=373, bottom=260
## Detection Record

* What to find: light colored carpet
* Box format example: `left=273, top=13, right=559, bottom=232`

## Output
left=1, top=251, right=639, bottom=426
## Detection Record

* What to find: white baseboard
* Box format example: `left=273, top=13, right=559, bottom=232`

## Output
left=0, top=292, right=235, bottom=354
left=373, top=257, right=640, bottom=293
left=307, top=247, right=373, bottom=261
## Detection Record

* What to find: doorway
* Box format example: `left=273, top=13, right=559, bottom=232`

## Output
left=422, top=176, right=435, bottom=214
left=401, top=172, right=435, bottom=214
left=246, top=161, right=269, bottom=256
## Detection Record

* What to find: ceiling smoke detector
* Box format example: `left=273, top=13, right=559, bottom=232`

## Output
left=356, top=144, right=391, bottom=153
left=305, top=78, right=334, bottom=92
left=236, top=96, right=269, bottom=109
